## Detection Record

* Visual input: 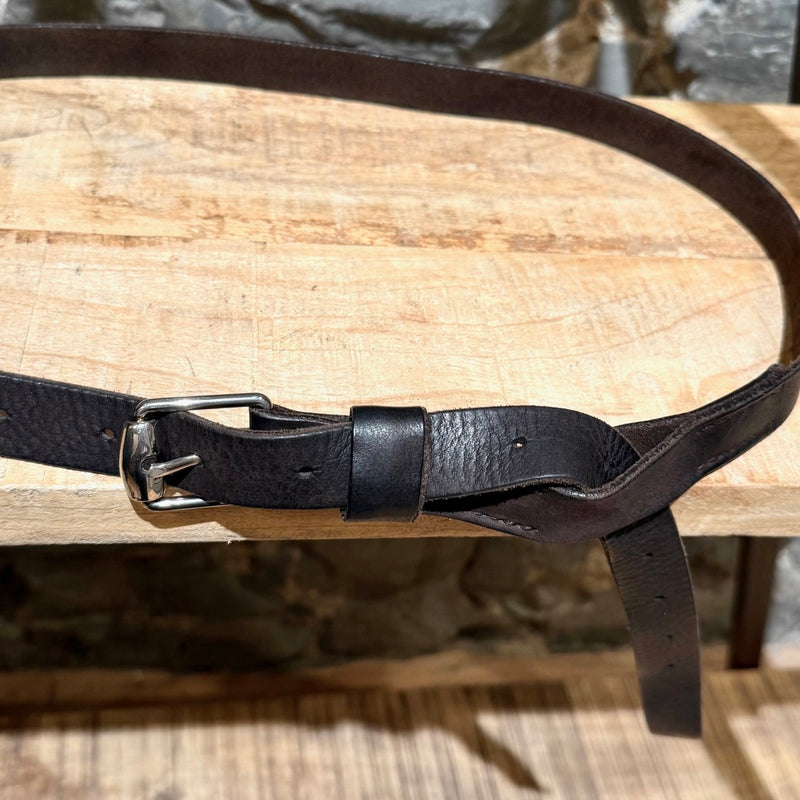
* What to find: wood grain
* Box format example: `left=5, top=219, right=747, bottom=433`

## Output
left=1, top=666, right=799, bottom=799
left=0, top=78, right=796, bottom=542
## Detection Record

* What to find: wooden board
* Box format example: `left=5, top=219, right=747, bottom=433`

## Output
left=0, top=646, right=729, bottom=712
left=1, top=77, right=798, bottom=542
left=1, top=667, right=799, bottom=799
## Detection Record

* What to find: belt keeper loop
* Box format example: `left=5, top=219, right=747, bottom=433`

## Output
left=344, top=405, right=428, bottom=522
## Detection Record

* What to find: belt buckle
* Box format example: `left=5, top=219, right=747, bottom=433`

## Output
left=119, top=392, right=271, bottom=511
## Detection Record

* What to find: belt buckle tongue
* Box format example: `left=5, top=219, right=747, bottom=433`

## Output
left=119, top=392, right=271, bottom=511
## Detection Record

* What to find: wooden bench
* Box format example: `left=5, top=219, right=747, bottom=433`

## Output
left=2, top=79, right=797, bottom=541
left=1, top=78, right=796, bottom=660
left=3, top=72, right=800, bottom=797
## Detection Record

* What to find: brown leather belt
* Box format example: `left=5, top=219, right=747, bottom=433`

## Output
left=2, top=24, right=800, bottom=739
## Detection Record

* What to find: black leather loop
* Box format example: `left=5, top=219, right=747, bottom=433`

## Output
left=345, top=406, right=428, bottom=522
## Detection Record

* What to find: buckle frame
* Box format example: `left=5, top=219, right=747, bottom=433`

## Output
left=119, top=392, right=272, bottom=511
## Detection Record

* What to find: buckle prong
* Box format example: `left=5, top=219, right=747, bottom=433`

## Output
left=120, top=392, right=271, bottom=512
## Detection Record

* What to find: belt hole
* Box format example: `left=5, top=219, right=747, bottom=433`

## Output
left=297, top=466, right=314, bottom=479
left=511, top=436, right=527, bottom=449
left=667, top=663, right=676, bottom=669
left=654, top=594, right=666, bottom=602
left=666, top=633, right=673, bottom=641
left=100, top=427, right=115, bottom=441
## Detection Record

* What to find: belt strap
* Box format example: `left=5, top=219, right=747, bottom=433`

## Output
left=2, top=24, right=800, bottom=738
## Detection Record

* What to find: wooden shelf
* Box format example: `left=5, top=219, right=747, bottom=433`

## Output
left=2, top=79, right=799, bottom=542
left=1, top=654, right=798, bottom=799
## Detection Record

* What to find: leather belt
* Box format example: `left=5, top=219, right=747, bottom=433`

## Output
left=2, top=24, right=799, bottom=739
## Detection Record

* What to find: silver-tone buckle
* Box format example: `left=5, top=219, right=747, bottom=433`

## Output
left=119, top=392, right=272, bottom=511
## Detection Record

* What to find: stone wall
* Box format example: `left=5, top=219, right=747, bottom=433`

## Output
left=0, top=537, right=734, bottom=671
left=3, top=0, right=796, bottom=100
left=0, top=0, right=796, bottom=668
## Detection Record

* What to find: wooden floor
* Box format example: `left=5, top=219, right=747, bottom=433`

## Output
left=1, top=668, right=799, bottom=799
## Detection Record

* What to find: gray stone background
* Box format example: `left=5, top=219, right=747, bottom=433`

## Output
left=0, top=0, right=797, bottom=670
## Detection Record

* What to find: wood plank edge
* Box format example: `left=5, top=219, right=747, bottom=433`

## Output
left=0, top=645, right=728, bottom=713
left=2, top=483, right=800, bottom=542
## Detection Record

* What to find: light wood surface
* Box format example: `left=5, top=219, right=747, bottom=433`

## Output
left=1, top=77, right=797, bottom=542
left=2, top=666, right=799, bottom=799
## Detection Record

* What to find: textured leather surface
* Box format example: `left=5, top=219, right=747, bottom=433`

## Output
left=2, top=25, right=800, bottom=737
left=346, top=406, right=428, bottom=522
left=603, top=509, right=700, bottom=737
